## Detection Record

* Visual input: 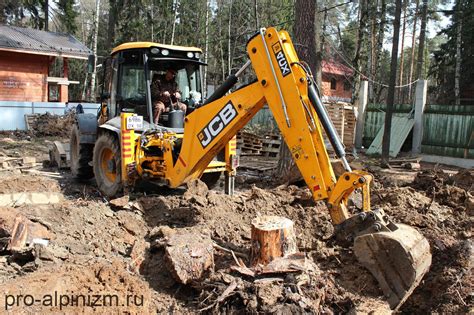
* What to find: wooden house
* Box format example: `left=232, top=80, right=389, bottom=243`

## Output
left=0, top=25, right=91, bottom=103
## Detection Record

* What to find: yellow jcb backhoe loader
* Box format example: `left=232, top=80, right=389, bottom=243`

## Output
left=70, top=27, right=431, bottom=309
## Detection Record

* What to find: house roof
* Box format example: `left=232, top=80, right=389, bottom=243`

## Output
left=0, top=25, right=92, bottom=60
left=322, top=60, right=354, bottom=77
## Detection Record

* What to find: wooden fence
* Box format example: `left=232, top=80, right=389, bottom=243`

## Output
left=363, top=103, right=474, bottom=158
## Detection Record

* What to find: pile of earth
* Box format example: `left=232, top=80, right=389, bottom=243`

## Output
left=372, top=170, right=473, bottom=313
left=32, top=113, right=75, bottom=137
left=0, top=167, right=472, bottom=313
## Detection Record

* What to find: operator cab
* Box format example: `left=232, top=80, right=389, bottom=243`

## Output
left=99, top=42, right=205, bottom=131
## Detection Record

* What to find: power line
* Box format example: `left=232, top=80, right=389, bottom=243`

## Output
left=323, top=35, right=419, bottom=88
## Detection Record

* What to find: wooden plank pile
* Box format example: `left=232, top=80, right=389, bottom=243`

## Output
left=324, top=102, right=356, bottom=150
left=237, top=132, right=282, bottom=158
left=237, top=131, right=263, bottom=155
left=0, top=156, right=39, bottom=171
left=261, top=134, right=281, bottom=158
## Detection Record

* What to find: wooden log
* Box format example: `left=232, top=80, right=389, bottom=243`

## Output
left=165, top=231, right=214, bottom=284
left=250, top=216, right=297, bottom=266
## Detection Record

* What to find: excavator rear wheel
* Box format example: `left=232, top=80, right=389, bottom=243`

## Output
left=93, top=132, right=122, bottom=198
left=70, top=124, right=94, bottom=180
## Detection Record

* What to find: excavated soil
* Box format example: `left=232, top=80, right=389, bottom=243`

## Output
left=0, top=133, right=472, bottom=313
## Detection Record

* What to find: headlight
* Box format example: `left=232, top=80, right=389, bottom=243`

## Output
left=150, top=47, right=160, bottom=54
left=161, top=49, right=169, bottom=56
left=187, top=52, right=194, bottom=58
left=194, top=52, right=201, bottom=59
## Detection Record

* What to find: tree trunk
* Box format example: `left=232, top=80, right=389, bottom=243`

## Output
left=317, top=4, right=325, bottom=88
left=381, top=0, right=402, bottom=164
left=367, top=0, right=376, bottom=102
left=107, top=0, right=116, bottom=49
left=89, top=0, right=101, bottom=102
left=227, top=0, right=233, bottom=75
left=352, top=0, right=368, bottom=102
left=203, top=1, right=210, bottom=98
left=254, top=0, right=259, bottom=29
left=250, top=216, right=297, bottom=267
left=415, top=0, right=428, bottom=80
left=454, top=16, right=462, bottom=105
left=276, top=0, right=317, bottom=182
left=408, top=0, right=420, bottom=103
left=398, top=0, right=407, bottom=103
left=170, top=0, right=178, bottom=45
left=43, top=0, right=49, bottom=31
left=373, top=0, right=387, bottom=103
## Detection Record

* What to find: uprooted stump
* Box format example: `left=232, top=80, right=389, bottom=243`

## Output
left=164, top=231, right=214, bottom=284
left=250, top=215, right=297, bottom=267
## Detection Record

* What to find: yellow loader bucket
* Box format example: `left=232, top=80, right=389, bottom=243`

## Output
left=354, top=223, right=431, bottom=310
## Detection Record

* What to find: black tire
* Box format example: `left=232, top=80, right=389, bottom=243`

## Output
left=200, top=172, right=222, bottom=189
left=70, top=124, right=94, bottom=180
left=93, top=132, right=122, bottom=198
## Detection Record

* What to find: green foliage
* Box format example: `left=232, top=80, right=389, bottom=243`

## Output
left=430, top=0, right=474, bottom=104
left=56, top=0, right=78, bottom=34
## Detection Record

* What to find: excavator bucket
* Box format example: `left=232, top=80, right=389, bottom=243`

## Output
left=354, top=223, right=431, bottom=310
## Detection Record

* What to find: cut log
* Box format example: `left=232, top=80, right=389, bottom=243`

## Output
left=165, top=231, right=214, bottom=284
left=250, top=215, right=297, bottom=266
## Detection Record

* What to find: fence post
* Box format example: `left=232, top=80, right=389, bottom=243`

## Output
left=354, top=80, right=368, bottom=149
left=412, top=80, right=428, bottom=154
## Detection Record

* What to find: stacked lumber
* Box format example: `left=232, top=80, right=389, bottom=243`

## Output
left=261, top=134, right=281, bottom=158
left=0, top=156, right=39, bottom=171
left=324, top=102, right=356, bottom=151
left=237, top=131, right=263, bottom=155
left=342, top=105, right=356, bottom=150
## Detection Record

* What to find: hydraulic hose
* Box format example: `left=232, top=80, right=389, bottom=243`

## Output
left=307, top=82, right=352, bottom=172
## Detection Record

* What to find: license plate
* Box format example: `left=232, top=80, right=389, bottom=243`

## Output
left=126, top=115, right=143, bottom=130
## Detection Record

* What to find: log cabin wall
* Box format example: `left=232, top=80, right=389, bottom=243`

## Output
left=0, top=51, right=49, bottom=102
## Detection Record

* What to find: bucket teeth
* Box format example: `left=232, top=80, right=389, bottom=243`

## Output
left=354, top=224, right=432, bottom=310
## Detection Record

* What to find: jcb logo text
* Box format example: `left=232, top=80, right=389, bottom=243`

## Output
left=198, top=102, right=237, bottom=148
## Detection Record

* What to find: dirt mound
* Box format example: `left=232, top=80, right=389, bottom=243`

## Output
left=137, top=184, right=387, bottom=313
left=0, top=166, right=471, bottom=313
left=0, top=175, right=61, bottom=194
left=412, top=169, right=451, bottom=192
left=32, top=113, right=75, bottom=137
left=372, top=186, right=472, bottom=313
left=451, top=168, right=474, bottom=192
left=0, top=259, right=155, bottom=313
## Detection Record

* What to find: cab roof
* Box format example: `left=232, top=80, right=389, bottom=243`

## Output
left=111, top=42, right=202, bottom=55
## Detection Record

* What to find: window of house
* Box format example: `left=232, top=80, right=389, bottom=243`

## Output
left=330, top=78, right=337, bottom=90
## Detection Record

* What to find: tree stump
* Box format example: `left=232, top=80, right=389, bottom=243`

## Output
left=250, top=216, right=297, bottom=266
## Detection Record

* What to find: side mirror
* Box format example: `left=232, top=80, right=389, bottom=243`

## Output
left=87, top=54, right=95, bottom=73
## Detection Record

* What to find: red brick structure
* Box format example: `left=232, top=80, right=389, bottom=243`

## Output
left=321, top=60, right=354, bottom=103
left=0, top=25, right=91, bottom=103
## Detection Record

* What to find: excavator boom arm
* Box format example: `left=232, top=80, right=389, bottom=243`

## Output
left=168, top=28, right=361, bottom=224
left=162, top=28, right=431, bottom=309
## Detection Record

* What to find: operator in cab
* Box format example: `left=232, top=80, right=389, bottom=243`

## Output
left=151, top=69, right=187, bottom=124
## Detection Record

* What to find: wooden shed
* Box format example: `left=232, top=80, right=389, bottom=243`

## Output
left=0, top=25, right=91, bottom=103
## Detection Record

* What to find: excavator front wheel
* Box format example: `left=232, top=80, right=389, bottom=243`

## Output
left=93, top=132, right=123, bottom=198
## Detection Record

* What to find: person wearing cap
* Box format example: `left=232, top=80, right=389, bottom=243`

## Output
left=151, top=69, right=187, bottom=124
